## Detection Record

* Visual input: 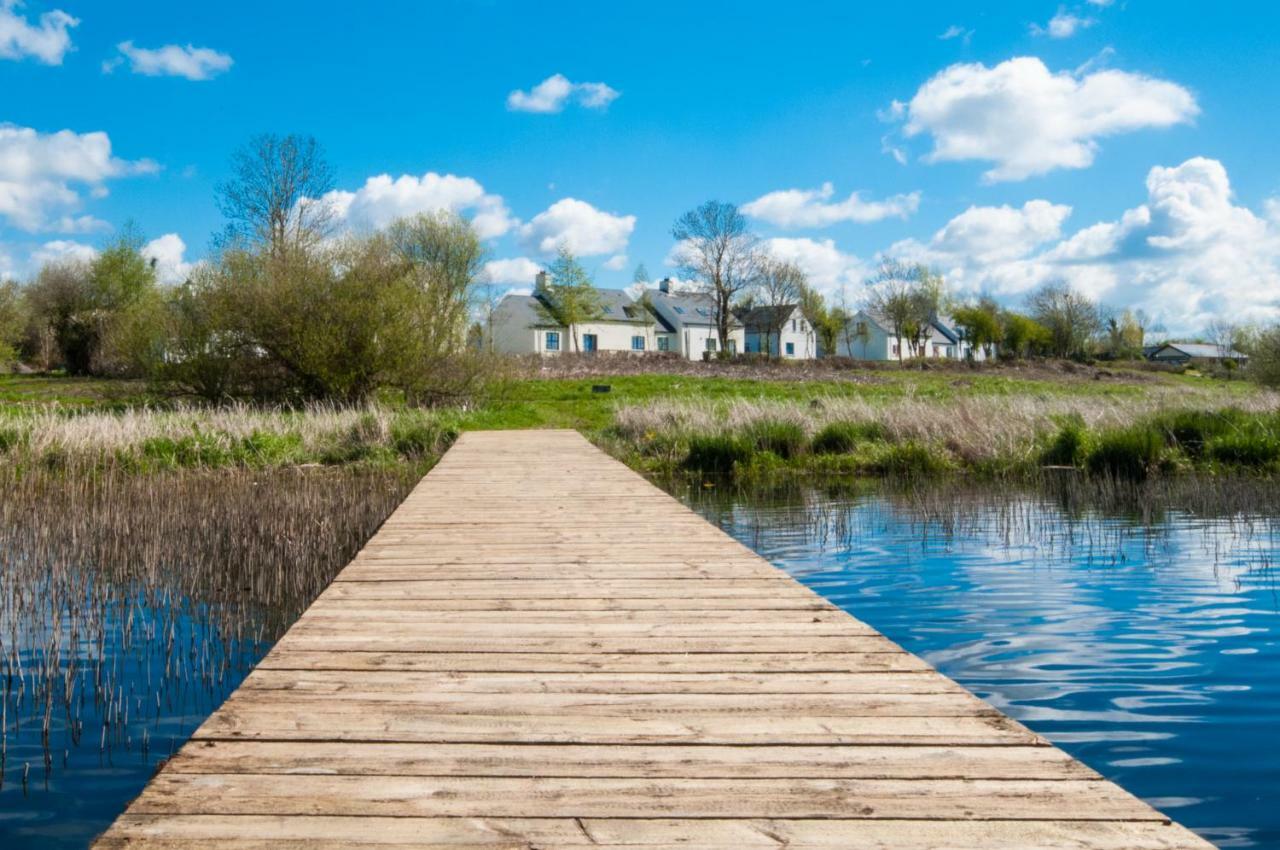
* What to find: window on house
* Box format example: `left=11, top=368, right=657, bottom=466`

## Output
left=786, top=342, right=795, bottom=356
left=583, top=334, right=598, bottom=353
left=545, top=331, right=560, bottom=351
left=631, top=335, right=645, bottom=351
left=673, top=306, right=686, bottom=314
left=706, top=338, right=718, bottom=352
left=892, top=343, right=899, bottom=356
left=696, top=307, right=709, bottom=317
left=791, top=319, right=797, bottom=332
left=602, top=306, right=614, bottom=314
left=657, top=337, right=671, bottom=352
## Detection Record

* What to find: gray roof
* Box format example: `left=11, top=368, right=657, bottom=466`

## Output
left=500, top=288, right=651, bottom=327
left=1153, top=343, right=1248, bottom=360
left=593, top=288, right=650, bottom=323
left=496, top=293, right=554, bottom=328
left=648, top=289, right=742, bottom=329
left=735, top=304, right=799, bottom=330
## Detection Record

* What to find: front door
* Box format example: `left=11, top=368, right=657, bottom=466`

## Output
left=583, top=334, right=598, bottom=353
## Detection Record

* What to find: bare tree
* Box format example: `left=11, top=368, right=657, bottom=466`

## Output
left=217, top=134, right=336, bottom=258
left=754, top=257, right=805, bottom=356
left=1027, top=283, right=1100, bottom=359
left=671, top=201, right=759, bottom=354
left=1205, top=318, right=1238, bottom=359
left=864, top=259, right=933, bottom=362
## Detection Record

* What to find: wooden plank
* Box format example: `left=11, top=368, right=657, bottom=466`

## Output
left=91, top=430, right=1214, bottom=850
left=93, top=816, right=1217, bottom=850
left=166, top=741, right=1097, bottom=780
left=256, top=650, right=934, bottom=674
left=237, top=669, right=964, bottom=695
left=125, top=775, right=1169, bottom=821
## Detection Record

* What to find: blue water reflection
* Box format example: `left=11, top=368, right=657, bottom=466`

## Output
left=690, top=488, right=1280, bottom=848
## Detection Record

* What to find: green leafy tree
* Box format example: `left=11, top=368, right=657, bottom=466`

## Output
left=534, top=247, right=603, bottom=353
left=952, top=300, right=1002, bottom=359
left=1001, top=310, right=1053, bottom=359
left=798, top=284, right=844, bottom=357
left=0, top=280, right=27, bottom=369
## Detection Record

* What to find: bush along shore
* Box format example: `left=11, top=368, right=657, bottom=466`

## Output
left=0, top=404, right=458, bottom=475
left=606, top=393, right=1280, bottom=482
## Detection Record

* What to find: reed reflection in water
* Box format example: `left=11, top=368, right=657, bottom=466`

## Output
left=0, top=466, right=419, bottom=849
left=683, top=476, right=1280, bottom=850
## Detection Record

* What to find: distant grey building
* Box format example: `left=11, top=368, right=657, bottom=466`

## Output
left=1147, top=343, right=1249, bottom=365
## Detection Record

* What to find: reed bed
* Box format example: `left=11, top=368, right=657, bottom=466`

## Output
left=610, top=388, right=1280, bottom=477
left=0, top=464, right=419, bottom=790
left=0, top=403, right=456, bottom=472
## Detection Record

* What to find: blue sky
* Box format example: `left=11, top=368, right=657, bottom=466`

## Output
left=3, top=0, right=1280, bottom=333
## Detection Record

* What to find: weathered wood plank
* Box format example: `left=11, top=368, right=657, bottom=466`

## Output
left=166, top=741, right=1096, bottom=779
left=125, top=775, right=1169, bottom=821
left=238, top=669, right=963, bottom=695
left=93, top=815, right=1214, bottom=849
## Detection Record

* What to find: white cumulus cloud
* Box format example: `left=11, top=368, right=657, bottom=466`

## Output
left=106, top=41, right=233, bottom=80
left=0, top=124, right=157, bottom=232
left=762, top=237, right=870, bottom=296
left=519, top=198, right=635, bottom=257
left=321, top=172, right=515, bottom=239
left=0, top=0, right=77, bottom=64
left=30, top=238, right=96, bottom=267
left=483, top=256, right=543, bottom=286
left=895, top=57, right=1198, bottom=182
left=142, top=233, right=195, bottom=283
left=884, top=157, right=1280, bottom=334
left=507, top=73, right=620, bottom=113
left=743, top=182, right=920, bottom=228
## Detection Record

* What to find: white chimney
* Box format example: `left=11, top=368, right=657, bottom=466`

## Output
left=659, top=277, right=672, bottom=293
left=535, top=270, right=549, bottom=289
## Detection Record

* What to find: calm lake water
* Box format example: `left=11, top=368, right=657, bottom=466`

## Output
left=684, top=480, right=1280, bottom=849
left=4, top=473, right=1278, bottom=848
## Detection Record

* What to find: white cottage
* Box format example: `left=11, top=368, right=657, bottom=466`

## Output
left=736, top=305, right=817, bottom=359
left=645, top=279, right=746, bottom=360
left=835, top=310, right=980, bottom=361
left=486, top=273, right=658, bottom=355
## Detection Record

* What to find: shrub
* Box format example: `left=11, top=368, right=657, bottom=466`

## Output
left=865, top=441, right=947, bottom=476
left=1206, top=431, right=1280, bottom=468
left=1041, top=416, right=1090, bottom=466
left=239, top=430, right=304, bottom=465
left=747, top=420, right=807, bottom=460
left=1086, top=426, right=1164, bottom=479
left=812, top=421, right=889, bottom=454
left=139, top=433, right=231, bottom=469
left=390, top=415, right=452, bottom=458
left=1155, top=409, right=1243, bottom=457
left=684, top=434, right=754, bottom=475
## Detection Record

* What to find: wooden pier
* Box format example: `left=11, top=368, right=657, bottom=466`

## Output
left=95, top=429, right=1214, bottom=849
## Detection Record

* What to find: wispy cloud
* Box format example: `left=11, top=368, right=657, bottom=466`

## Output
left=507, top=74, right=620, bottom=113
left=104, top=41, right=233, bottom=80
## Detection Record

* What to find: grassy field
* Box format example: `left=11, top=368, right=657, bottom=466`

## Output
left=1, top=364, right=1272, bottom=479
